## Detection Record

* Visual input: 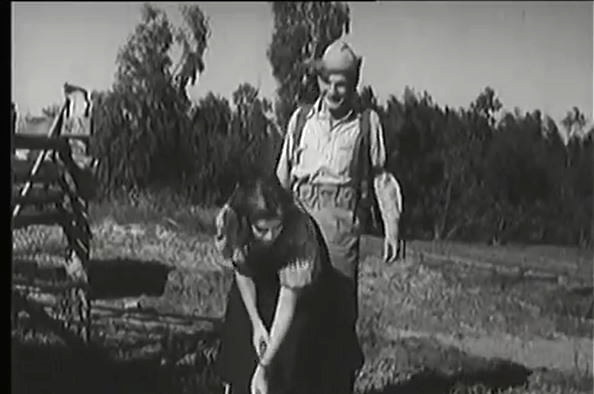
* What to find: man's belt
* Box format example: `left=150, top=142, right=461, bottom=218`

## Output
left=294, top=182, right=358, bottom=211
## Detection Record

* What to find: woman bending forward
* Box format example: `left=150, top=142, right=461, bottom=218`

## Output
left=214, top=174, right=363, bottom=394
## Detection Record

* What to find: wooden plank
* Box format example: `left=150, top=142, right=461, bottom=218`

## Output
left=13, top=280, right=90, bottom=294
left=91, top=304, right=221, bottom=329
left=12, top=290, right=90, bottom=349
left=11, top=103, right=16, bottom=154
left=12, top=164, right=62, bottom=184
left=418, top=251, right=565, bottom=282
left=54, top=159, right=97, bottom=203
left=62, top=118, right=92, bottom=137
left=63, top=134, right=91, bottom=141
left=12, top=189, right=64, bottom=206
left=12, top=160, right=62, bottom=185
left=13, top=134, right=69, bottom=151
left=12, top=101, right=67, bottom=219
left=12, top=209, right=65, bottom=229
left=12, top=183, right=61, bottom=196
left=55, top=150, right=84, bottom=187
left=11, top=156, right=54, bottom=171
left=59, top=219, right=91, bottom=265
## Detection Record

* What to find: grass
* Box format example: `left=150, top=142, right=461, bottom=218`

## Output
left=12, top=192, right=594, bottom=394
left=410, top=239, right=593, bottom=287
left=88, top=189, right=218, bottom=236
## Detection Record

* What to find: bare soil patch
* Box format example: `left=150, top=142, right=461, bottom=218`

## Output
left=11, top=215, right=594, bottom=394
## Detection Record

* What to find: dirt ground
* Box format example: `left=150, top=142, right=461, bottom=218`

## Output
left=11, top=218, right=594, bottom=393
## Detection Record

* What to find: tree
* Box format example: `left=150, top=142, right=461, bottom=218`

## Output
left=561, top=106, right=587, bottom=141
left=92, top=3, right=210, bottom=193
left=232, top=82, right=260, bottom=127
left=267, top=2, right=351, bottom=130
left=230, top=83, right=280, bottom=179
left=171, top=4, right=211, bottom=99
left=11, top=102, right=17, bottom=133
left=470, top=86, right=502, bottom=128
left=41, top=103, right=61, bottom=118
left=187, top=92, right=234, bottom=204
left=358, top=85, right=379, bottom=112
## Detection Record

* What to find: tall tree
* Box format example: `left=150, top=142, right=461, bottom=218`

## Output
left=232, top=82, right=260, bottom=127
left=188, top=92, right=234, bottom=204
left=267, top=2, right=351, bottom=130
left=171, top=4, right=211, bottom=99
left=561, top=106, right=587, bottom=141
left=93, top=3, right=210, bottom=192
left=230, top=83, right=280, bottom=179
left=470, top=86, right=502, bottom=130
left=41, top=103, right=62, bottom=119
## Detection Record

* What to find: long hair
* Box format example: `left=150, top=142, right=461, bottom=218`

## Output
left=215, top=173, right=294, bottom=268
left=227, top=172, right=294, bottom=225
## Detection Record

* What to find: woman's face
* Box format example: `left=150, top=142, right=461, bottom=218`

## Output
left=251, top=217, right=283, bottom=247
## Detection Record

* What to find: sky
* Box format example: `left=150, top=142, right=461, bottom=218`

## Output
left=11, top=1, right=593, bottom=128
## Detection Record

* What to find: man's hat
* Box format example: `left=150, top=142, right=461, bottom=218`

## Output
left=308, top=39, right=362, bottom=78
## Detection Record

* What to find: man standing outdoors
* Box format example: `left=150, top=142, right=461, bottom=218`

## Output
left=276, top=39, right=402, bottom=392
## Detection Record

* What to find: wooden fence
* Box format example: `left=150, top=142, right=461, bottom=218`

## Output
left=12, top=95, right=93, bottom=344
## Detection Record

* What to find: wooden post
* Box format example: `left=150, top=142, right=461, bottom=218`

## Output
left=11, top=102, right=16, bottom=155
left=12, top=87, right=94, bottom=346
left=12, top=104, right=67, bottom=219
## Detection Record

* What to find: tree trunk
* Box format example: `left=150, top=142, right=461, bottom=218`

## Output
left=437, top=178, right=454, bottom=240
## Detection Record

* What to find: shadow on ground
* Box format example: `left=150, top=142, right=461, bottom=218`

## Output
left=87, top=258, right=172, bottom=299
left=13, top=258, right=172, bottom=300
left=364, top=361, right=532, bottom=394
left=14, top=338, right=531, bottom=394
left=11, top=331, right=224, bottom=394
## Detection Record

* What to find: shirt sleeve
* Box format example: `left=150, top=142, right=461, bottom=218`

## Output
left=276, top=109, right=300, bottom=190
left=368, top=110, right=387, bottom=171
left=368, top=110, right=402, bottom=230
left=278, top=215, right=322, bottom=290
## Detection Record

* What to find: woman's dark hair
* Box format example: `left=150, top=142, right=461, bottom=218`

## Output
left=227, top=172, right=294, bottom=225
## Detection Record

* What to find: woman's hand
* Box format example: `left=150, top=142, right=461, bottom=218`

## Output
left=250, top=364, right=269, bottom=394
left=252, top=319, right=269, bottom=358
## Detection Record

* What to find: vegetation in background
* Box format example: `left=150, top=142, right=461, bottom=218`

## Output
left=79, top=2, right=593, bottom=247
left=13, top=5, right=593, bottom=394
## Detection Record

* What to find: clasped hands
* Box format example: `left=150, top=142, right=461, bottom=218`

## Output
left=250, top=320, right=270, bottom=394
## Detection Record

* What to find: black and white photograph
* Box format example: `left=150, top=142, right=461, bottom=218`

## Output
left=11, top=2, right=593, bottom=393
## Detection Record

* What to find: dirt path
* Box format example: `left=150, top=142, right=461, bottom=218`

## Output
left=361, top=236, right=592, bottom=285
left=385, top=327, right=593, bottom=373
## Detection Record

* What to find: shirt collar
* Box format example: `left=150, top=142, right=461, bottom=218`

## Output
left=310, top=93, right=358, bottom=122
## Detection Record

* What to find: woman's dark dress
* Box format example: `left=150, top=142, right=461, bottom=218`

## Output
left=215, top=205, right=364, bottom=394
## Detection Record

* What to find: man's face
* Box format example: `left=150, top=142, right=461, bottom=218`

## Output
left=318, top=72, right=355, bottom=113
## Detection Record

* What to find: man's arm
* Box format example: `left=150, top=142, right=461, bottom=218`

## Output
left=275, top=110, right=300, bottom=190
left=369, top=111, right=402, bottom=258
left=373, top=173, right=402, bottom=235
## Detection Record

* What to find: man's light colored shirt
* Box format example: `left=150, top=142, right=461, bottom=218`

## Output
left=276, top=97, right=387, bottom=188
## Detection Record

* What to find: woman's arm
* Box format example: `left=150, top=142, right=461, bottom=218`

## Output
left=259, top=227, right=320, bottom=367
left=258, top=285, right=298, bottom=367
left=235, top=270, right=265, bottom=330
left=257, top=217, right=320, bottom=370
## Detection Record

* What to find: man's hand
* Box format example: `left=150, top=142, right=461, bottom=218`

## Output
left=373, top=172, right=403, bottom=265
left=252, top=320, right=269, bottom=358
left=250, top=364, right=269, bottom=394
left=383, top=233, right=399, bottom=264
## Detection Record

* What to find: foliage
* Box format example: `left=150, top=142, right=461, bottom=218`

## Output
left=267, top=1, right=351, bottom=130
left=41, top=103, right=62, bottom=119
left=83, top=3, right=591, bottom=246
left=91, top=3, right=209, bottom=195
left=355, top=85, right=592, bottom=246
